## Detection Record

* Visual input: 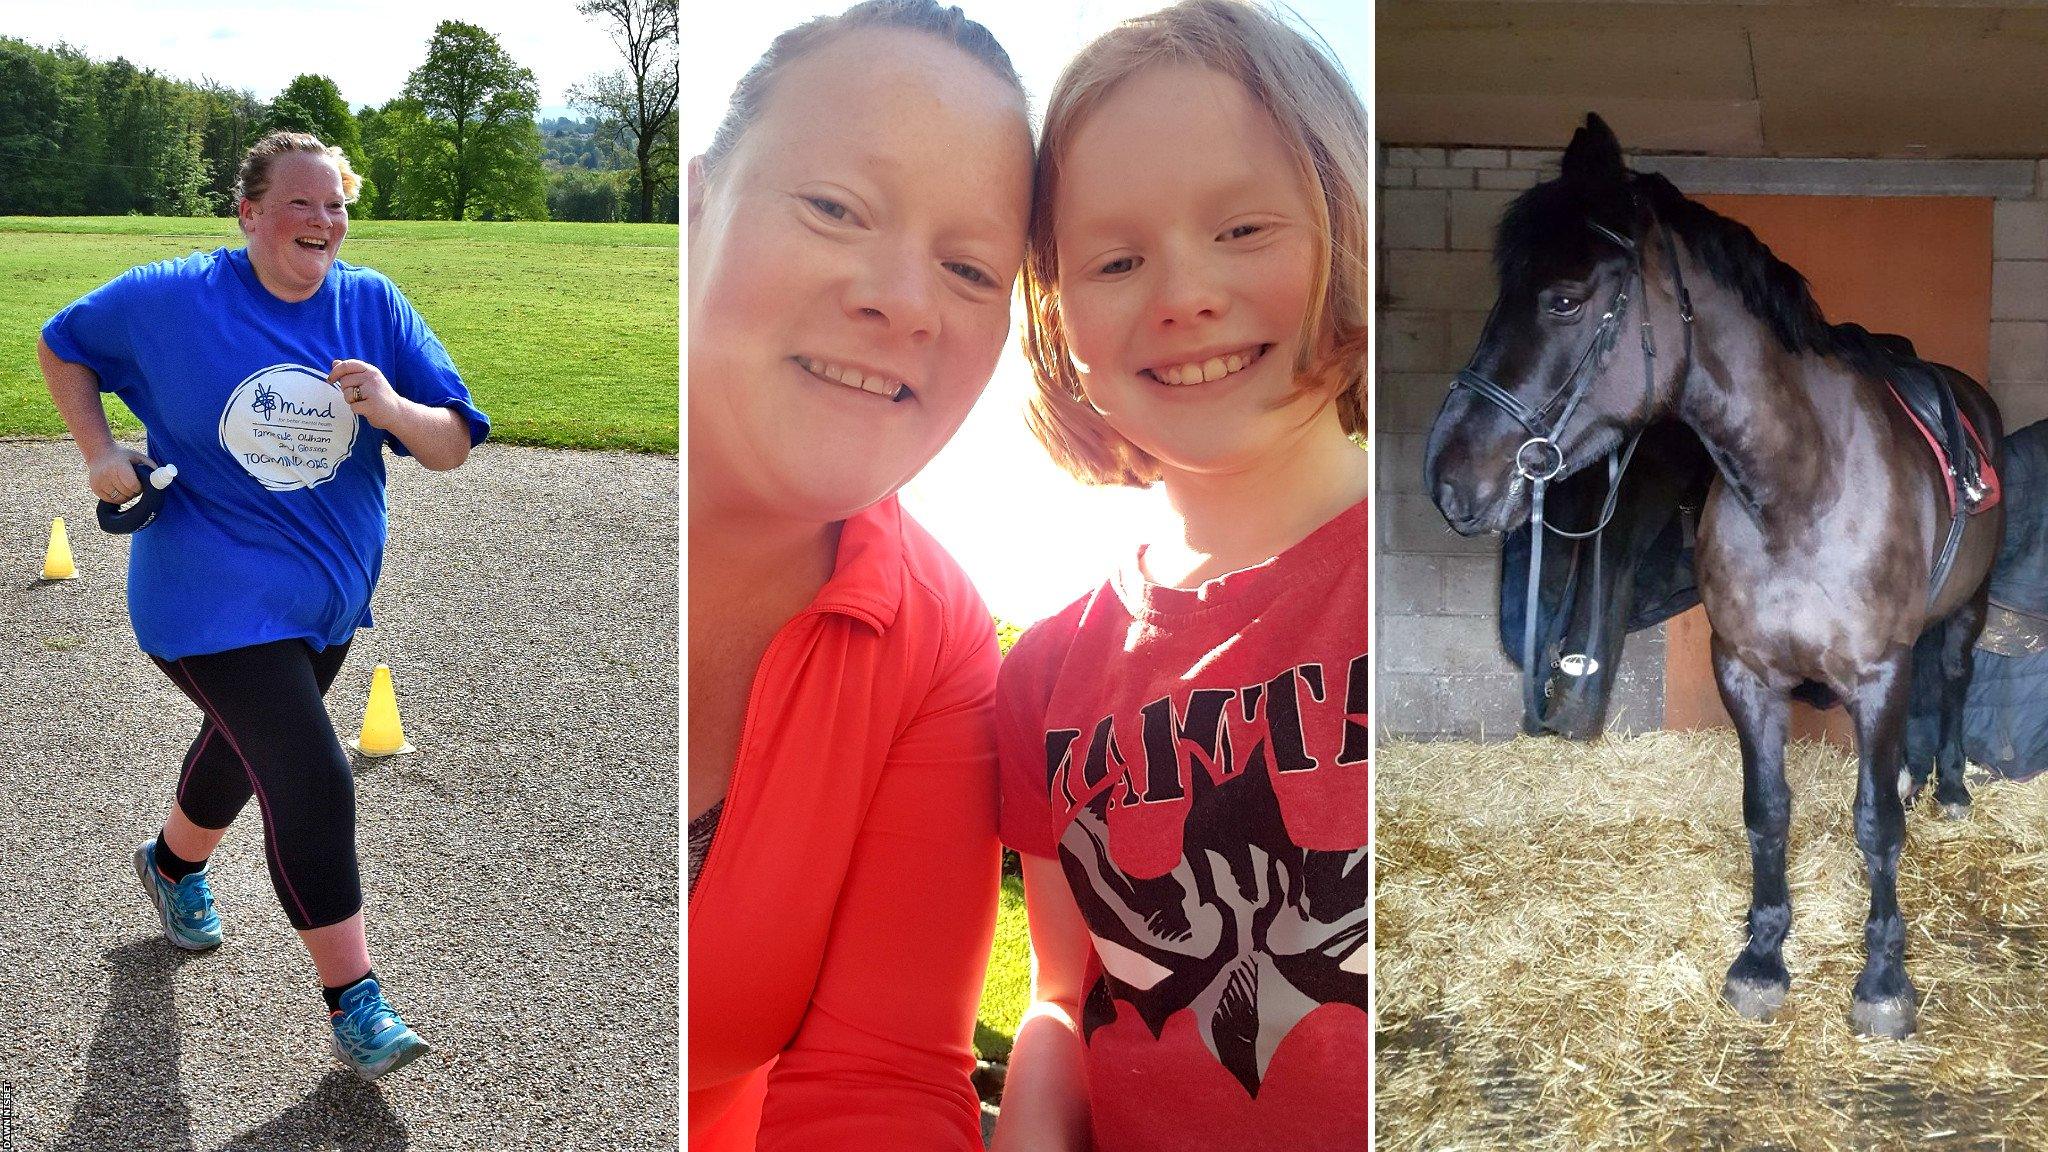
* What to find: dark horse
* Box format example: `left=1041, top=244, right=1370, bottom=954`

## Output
left=1422, top=115, right=2005, bottom=1038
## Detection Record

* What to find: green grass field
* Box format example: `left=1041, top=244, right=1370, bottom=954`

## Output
left=976, top=873, right=1031, bottom=1063
left=0, top=217, right=677, bottom=453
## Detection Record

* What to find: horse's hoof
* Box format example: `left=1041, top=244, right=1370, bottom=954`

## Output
left=1940, top=799, right=1972, bottom=820
left=1721, top=975, right=1788, bottom=1021
left=1850, top=994, right=1917, bottom=1039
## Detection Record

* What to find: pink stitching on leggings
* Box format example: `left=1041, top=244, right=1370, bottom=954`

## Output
left=174, top=725, right=216, bottom=807
left=170, top=658, right=316, bottom=927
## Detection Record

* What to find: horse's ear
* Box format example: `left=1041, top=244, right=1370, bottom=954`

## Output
left=1561, top=113, right=1625, bottom=186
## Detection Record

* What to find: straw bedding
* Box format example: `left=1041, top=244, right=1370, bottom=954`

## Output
left=1376, top=731, right=2048, bottom=1150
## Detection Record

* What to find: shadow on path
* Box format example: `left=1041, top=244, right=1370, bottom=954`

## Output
left=217, top=1070, right=409, bottom=1151
left=55, top=939, right=196, bottom=1152
left=55, top=939, right=408, bottom=1151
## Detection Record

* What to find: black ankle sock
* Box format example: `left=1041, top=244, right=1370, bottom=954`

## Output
left=153, top=833, right=205, bottom=882
left=323, top=969, right=378, bottom=1014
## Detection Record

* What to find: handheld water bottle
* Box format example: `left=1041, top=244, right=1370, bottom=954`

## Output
left=97, top=461, right=177, bottom=534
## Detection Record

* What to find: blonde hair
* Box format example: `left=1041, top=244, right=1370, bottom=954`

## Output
left=1021, top=0, right=1370, bottom=487
left=703, top=0, right=1023, bottom=179
left=235, top=130, right=360, bottom=206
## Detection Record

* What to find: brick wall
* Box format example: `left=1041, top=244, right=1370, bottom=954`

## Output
left=1375, top=148, right=2048, bottom=740
left=1992, top=164, right=2048, bottom=430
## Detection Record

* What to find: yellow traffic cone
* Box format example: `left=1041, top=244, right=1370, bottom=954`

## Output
left=43, top=517, right=76, bottom=580
left=350, top=663, right=415, bottom=756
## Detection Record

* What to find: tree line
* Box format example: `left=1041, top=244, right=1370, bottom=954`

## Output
left=0, top=5, right=676, bottom=223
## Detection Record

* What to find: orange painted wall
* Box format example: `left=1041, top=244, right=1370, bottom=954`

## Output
left=1661, top=195, right=1994, bottom=741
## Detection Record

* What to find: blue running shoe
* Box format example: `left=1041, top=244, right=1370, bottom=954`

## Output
left=133, top=840, right=222, bottom=951
left=330, top=979, right=430, bottom=1081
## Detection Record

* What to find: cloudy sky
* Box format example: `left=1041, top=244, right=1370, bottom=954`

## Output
left=5, top=1, right=620, bottom=117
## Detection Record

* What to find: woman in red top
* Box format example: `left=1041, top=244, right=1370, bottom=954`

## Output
left=686, top=2, right=1033, bottom=1149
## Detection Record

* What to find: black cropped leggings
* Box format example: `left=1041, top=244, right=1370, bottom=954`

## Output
left=151, top=638, right=361, bottom=931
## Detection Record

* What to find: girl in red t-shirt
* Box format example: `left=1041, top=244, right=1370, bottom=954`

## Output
left=993, top=3, right=1370, bottom=1149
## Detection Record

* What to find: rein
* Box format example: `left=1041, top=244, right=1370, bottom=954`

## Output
left=1452, top=211, right=1694, bottom=730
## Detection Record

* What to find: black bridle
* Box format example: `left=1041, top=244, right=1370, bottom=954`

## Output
left=1451, top=210, right=1694, bottom=731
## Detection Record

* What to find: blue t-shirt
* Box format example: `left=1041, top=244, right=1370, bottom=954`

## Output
left=42, top=247, right=490, bottom=660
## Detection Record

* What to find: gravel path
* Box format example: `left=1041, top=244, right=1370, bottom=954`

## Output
left=0, top=439, right=679, bottom=1151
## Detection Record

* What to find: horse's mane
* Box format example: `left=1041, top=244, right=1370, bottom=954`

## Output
left=1494, top=169, right=1921, bottom=384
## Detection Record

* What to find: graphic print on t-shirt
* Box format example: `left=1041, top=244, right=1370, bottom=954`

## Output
left=1050, top=651, right=1369, bottom=1098
left=218, top=363, right=358, bottom=491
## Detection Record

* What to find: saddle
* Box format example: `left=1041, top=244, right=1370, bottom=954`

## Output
left=1868, top=336, right=2000, bottom=516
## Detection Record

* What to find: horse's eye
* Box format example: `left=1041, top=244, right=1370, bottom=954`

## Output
left=1546, top=295, right=1584, bottom=318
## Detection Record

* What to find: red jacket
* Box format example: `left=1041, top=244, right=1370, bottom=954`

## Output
left=689, top=497, right=1000, bottom=1151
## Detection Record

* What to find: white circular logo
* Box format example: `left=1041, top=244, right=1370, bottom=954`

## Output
left=1558, top=653, right=1600, bottom=677
left=218, top=364, right=358, bottom=492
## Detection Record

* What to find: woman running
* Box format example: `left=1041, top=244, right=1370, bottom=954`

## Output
left=38, top=130, right=489, bottom=1082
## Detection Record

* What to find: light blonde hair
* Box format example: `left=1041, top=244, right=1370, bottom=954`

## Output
left=235, top=130, right=360, bottom=206
left=703, top=0, right=1023, bottom=179
left=1021, top=0, right=1370, bottom=487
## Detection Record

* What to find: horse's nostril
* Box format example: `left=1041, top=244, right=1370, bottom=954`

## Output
left=1435, top=478, right=1477, bottom=525
left=1433, top=469, right=1507, bottom=533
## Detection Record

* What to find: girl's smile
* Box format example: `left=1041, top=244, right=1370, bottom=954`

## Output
left=1141, top=342, right=1272, bottom=386
left=1054, top=61, right=1326, bottom=480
